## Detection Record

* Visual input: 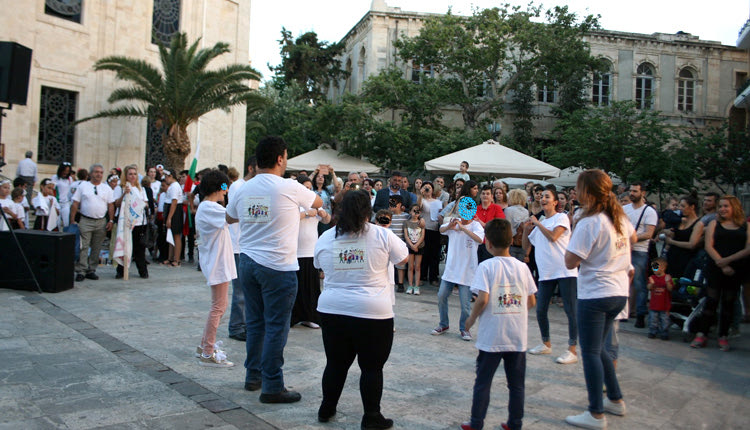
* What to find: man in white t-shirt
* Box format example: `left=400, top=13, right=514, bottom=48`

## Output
left=226, top=136, right=322, bottom=403
left=432, top=216, right=485, bottom=341
left=226, top=156, right=257, bottom=342
left=623, top=182, right=658, bottom=328
left=70, top=164, right=115, bottom=282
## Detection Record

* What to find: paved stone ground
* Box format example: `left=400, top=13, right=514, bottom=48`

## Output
left=1, top=261, right=748, bottom=429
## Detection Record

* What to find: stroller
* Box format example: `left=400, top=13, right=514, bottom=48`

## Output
left=669, top=251, right=709, bottom=341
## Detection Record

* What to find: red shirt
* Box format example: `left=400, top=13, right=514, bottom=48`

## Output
left=476, top=203, right=505, bottom=223
left=648, top=274, right=672, bottom=312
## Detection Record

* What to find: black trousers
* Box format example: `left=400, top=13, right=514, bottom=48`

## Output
left=116, top=225, right=148, bottom=276
left=319, top=313, right=393, bottom=415
left=420, top=229, right=441, bottom=282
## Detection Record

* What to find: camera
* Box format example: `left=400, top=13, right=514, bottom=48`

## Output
left=351, top=184, right=361, bottom=190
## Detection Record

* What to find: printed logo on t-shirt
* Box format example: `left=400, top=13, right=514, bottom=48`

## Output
left=333, top=239, right=367, bottom=271
left=465, top=237, right=477, bottom=249
left=243, top=196, right=270, bottom=223
left=614, top=235, right=627, bottom=254
left=491, top=284, right=524, bottom=314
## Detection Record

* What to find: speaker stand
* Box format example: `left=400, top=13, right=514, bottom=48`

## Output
left=0, top=202, right=42, bottom=294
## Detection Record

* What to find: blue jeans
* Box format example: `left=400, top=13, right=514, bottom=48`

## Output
left=228, top=253, right=245, bottom=337
left=648, top=310, right=670, bottom=337
left=437, top=280, right=471, bottom=331
left=536, top=277, right=578, bottom=346
left=631, top=251, right=649, bottom=316
left=577, top=296, right=626, bottom=414
left=470, top=351, right=525, bottom=430
left=63, top=224, right=81, bottom=263
left=604, top=320, right=620, bottom=361
left=239, top=254, right=298, bottom=394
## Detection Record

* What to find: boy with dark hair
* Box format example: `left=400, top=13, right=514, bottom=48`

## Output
left=454, top=161, right=470, bottom=182
left=388, top=195, right=408, bottom=292
left=461, top=219, right=537, bottom=430
left=647, top=257, right=674, bottom=340
left=256, top=136, right=288, bottom=169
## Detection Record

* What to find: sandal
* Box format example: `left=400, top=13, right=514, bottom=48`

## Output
left=161, top=260, right=172, bottom=266
left=170, top=261, right=181, bottom=267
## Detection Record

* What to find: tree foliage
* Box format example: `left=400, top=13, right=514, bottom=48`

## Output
left=394, top=4, right=599, bottom=131
left=270, top=29, right=348, bottom=103
left=546, top=101, right=693, bottom=193
left=77, top=33, right=264, bottom=170
left=682, top=121, right=750, bottom=194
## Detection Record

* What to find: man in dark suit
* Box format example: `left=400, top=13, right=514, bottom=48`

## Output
left=372, top=171, right=412, bottom=212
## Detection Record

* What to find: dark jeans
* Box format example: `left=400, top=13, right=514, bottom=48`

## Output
left=470, top=350, right=526, bottom=430
left=228, top=253, right=245, bottom=337
left=421, top=229, right=441, bottom=282
left=319, top=313, right=394, bottom=416
left=536, top=277, right=577, bottom=345
left=577, top=296, right=626, bottom=414
left=697, top=267, right=742, bottom=337
left=631, top=251, right=650, bottom=316
left=115, top=225, right=148, bottom=276
left=239, top=254, right=297, bottom=393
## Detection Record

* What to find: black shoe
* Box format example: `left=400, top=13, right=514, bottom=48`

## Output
left=361, top=412, right=393, bottom=430
left=318, top=403, right=336, bottom=422
left=229, top=332, right=246, bottom=342
left=259, top=388, right=301, bottom=403
left=647, top=333, right=656, bottom=339
left=139, top=273, right=149, bottom=279
left=396, top=284, right=404, bottom=293
left=634, top=315, right=645, bottom=328
left=85, top=272, right=99, bottom=280
left=660, top=335, right=670, bottom=341
left=115, top=271, right=124, bottom=279
left=244, top=380, right=261, bottom=391
left=75, top=273, right=85, bottom=282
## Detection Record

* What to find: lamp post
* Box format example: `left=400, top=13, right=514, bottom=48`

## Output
left=487, top=122, right=502, bottom=140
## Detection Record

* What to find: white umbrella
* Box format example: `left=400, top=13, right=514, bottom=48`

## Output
left=286, top=144, right=380, bottom=174
left=548, top=167, right=622, bottom=187
left=424, top=140, right=560, bottom=180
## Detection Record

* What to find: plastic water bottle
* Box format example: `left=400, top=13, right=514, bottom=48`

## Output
left=693, top=269, right=701, bottom=282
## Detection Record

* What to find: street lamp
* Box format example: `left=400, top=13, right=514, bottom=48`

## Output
left=487, top=122, right=502, bottom=139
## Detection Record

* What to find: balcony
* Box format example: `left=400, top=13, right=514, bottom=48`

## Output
left=735, top=79, right=750, bottom=108
left=738, top=19, right=750, bottom=49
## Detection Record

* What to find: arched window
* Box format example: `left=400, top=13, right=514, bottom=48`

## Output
left=592, top=61, right=612, bottom=106
left=677, top=68, right=695, bottom=112
left=357, top=47, right=366, bottom=91
left=152, top=0, right=181, bottom=45
left=635, top=63, right=655, bottom=109
left=344, top=58, right=352, bottom=93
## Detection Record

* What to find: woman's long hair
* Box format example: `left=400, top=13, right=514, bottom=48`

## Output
left=335, top=190, right=372, bottom=238
left=121, top=165, right=141, bottom=190
left=447, top=180, right=478, bottom=217
left=577, top=169, right=626, bottom=235
left=718, top=195, right=746, bottom=227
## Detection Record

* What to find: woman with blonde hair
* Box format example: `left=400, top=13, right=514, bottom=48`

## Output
left=505, top=189, right=530, bottom=261
left=691, top=195, right=750, bottom=351
left=113, top=165, right=149, bottom=279
left=564, top=169, right=636, bottom=429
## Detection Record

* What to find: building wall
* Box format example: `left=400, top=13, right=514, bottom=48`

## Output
left=1, top=0, right=250, bottom=179
left=330, top=4, right=747, bottom=138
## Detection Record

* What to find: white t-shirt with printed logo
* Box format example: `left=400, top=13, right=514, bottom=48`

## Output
left=226, top=173, right=317, bottom=271
left=441, top=220, right=485, bottom=286
left=623, top=203, right=657, bottom=253
left=567, top=212, right=635, bottom=299
left=314, top=224, right=408, bottom=319
left=471, top=256, right=537, bottom=352
left=528, top=212, right=578, bottom=281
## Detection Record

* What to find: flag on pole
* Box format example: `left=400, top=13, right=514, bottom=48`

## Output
left=183, top=141, right=200, bottom=234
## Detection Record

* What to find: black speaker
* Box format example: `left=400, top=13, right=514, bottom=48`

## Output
left=0, top=230, right=74, bottom=293
left=0, top=42, right=32, bottom=105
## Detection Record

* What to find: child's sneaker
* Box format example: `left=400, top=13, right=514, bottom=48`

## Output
left=406, top=286, right=414, bottom=294
left=718, top=337, right=729, bottom=352
left=460, top=330, right=472, bottom=341
left=690, top=333, right=707, bottom=348
left=195, top=346, right=202, bottom=358
left=431, top=325, right=449, bottom=335
left=198, top=351, right=234, bottom=367
left=529, top=343, right=551, bottom=355
left=413, top=286, right=421, bottom=295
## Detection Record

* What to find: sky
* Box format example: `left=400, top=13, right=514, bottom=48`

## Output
left=248, top=0, right=749, bottom=83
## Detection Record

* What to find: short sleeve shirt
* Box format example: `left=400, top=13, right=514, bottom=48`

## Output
left=72, top=181, right=114, bottom=219
left=624, top=203, right=657, bottom=252
left=441, top=220, right=485, bottom=285
left=528, top=212, right=577, bottom=281
left=166, top=182, right=184, bottom=204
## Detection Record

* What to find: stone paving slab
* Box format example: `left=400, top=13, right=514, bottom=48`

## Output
left=1, top=261, right=749, bottom=429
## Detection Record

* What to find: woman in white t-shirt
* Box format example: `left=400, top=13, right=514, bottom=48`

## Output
left=313, top=190, right=408, bottom=427
left=194, top=169, right=236, bottom=367
left=291, top=176, right=331, bottom=329
left=563, top=170, right=636, bottom=430
left=52, top=162, right=74, bottom=228
left=523, top=184, right=579, bottom=365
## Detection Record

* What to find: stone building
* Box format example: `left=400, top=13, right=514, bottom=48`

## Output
left=0, top=0, right=251, bottom=179
left=330, top=0, right=748, bottom=137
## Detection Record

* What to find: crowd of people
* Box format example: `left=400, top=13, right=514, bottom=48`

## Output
left=2, top=142, right=749, bottom=430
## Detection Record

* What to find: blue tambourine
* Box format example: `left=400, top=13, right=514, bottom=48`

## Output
left=457, top=196, right=477, bottom=221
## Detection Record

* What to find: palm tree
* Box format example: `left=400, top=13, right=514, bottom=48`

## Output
left=77, top=32, right=265, bottom=170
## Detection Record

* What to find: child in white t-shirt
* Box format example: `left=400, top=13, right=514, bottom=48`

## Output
left=461, top=219, right=537, bottom=430
left=32, top=178, right=61, bottom=231
left=194, top=170, right=237, bottom=368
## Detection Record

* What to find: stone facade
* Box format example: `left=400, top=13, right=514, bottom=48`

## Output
left=330, top=1, right=748, bottom=136
left=1, top=0, right=251, bottom=179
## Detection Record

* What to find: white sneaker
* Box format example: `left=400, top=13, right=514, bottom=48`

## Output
left=198, top=351, right=234, bottom=368
left=565, top=411, right=606, bottom=429
left=413, top=286, right=421, bottom=295
left=556, top=350, right=578, bottom=364
left=529, top=343, right=552, bottom=355
left=301, top=321, right=321, bottom=329
left=603, top=398, right=626, bottom=416
left=460, top=330, right=472, bottom=341
left=406, top=286, right=414, bottom=294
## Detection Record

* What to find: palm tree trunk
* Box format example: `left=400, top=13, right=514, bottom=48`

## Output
left=163, top=125, right=191, bottom=170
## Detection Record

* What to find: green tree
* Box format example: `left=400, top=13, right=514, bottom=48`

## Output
left=270, top=29, right=348, bottom=103
left=394, top=4, right=599, bottom=130
left=77, top=33, right=264, bottom=170
left=683, top=121, right=750, bottom=194
left=546, top=101, right=693, bottom=193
